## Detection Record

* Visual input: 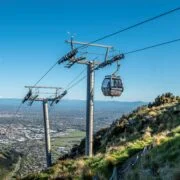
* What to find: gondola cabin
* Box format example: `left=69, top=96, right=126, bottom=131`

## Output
left=101, top=75, right=124, bottom=97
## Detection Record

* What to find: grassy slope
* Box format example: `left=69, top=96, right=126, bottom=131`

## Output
left=0, top=149, right=20, bottom=179
left=124, top=126, right=180, bottom=180
left=24, top=93, right=180, bottom=179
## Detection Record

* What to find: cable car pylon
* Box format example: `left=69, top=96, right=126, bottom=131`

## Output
left=22, top=86, right=67, bottom=167
left=58, top=38, right=124, bottom=157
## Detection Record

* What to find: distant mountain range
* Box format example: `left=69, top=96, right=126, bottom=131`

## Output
left=0, top=98, right=147, bottom=109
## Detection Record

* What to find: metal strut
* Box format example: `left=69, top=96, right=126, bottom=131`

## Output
left=112, top=60, right=121, bottom=75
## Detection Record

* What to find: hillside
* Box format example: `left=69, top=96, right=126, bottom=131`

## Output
left=24, top=93, right=180, bottom=180
left=122, top=126, right=180, bottom=180
left=0, top=149, right=21, bottom=179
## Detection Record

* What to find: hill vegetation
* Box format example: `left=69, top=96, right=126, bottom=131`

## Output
left=0, top=149, right=21, bottom=179
left=23, top=93, right=180, bottom=180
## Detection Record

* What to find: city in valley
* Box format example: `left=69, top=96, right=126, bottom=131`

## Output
left=0, top=99, right=143, bottom=177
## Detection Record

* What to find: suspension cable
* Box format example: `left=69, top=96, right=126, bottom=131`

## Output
left=24, top=6, right=180, bottom=88
left=66, top=75, right=87, bottom=91
left=124, top=38, right=180, bottom=55
left=78, top=6, right=180, bottom=49
left=8, top=7, right=180, bottom=120
left=65, top=67, right=87, bottom=90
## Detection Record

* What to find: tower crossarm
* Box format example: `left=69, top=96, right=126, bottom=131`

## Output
left=58, top=49, right=78, bottom=64
left=94, top=54, right=124, bottom=70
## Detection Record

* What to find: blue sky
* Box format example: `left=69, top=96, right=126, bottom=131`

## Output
left=0, top=0, right=180, bottom=101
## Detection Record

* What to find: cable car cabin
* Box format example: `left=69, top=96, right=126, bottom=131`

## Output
left=101, top=75, right=124, bottom=97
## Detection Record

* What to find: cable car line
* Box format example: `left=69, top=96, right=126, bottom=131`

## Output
left=66, top=75, right=87, bottom=91
left=77, top=6, right=180, bottom=50
left=33, top=62, right=59, bottom=88
left=65, top=67, right=87, bottom=90
left=124, top=38, right=180, bottom=55
left=8, top=35, right=179, bottom=154
left=9, top=7, right=180, bottom=126
left=3, top=6, right=179, bottom=160
left=26, top=37, right=180, bottom=99
left=99, top=37, right=180, bottom=97
left=64, top=57, right=98, bottom=91
left=26, top=6, right=180, bottom=90
left=4, top=6, right=179, bottom=161
left=12, top=61, right=59, bottom=117
left=11, top=37, right=180, bottom=120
